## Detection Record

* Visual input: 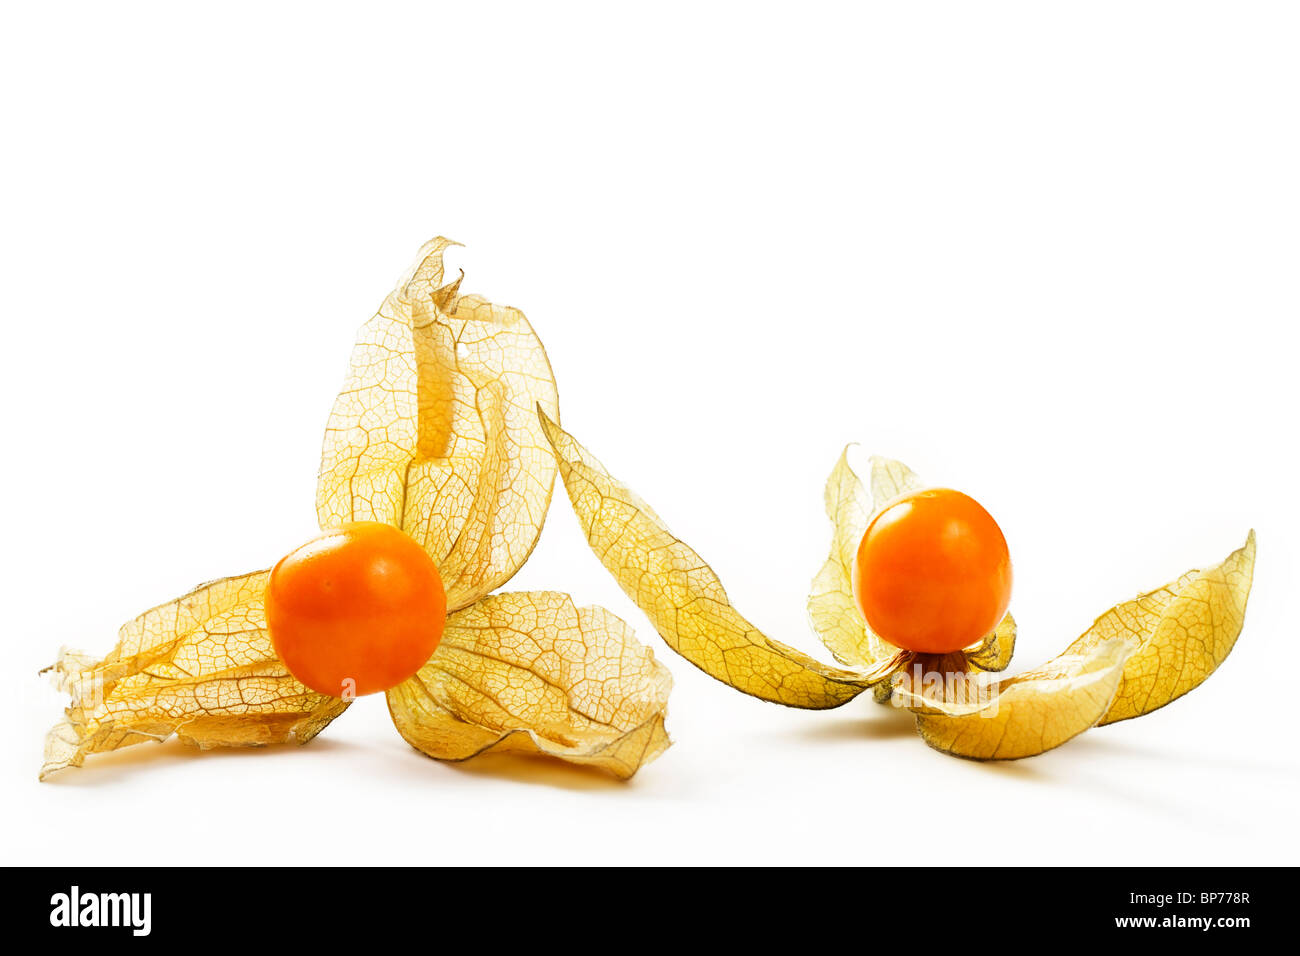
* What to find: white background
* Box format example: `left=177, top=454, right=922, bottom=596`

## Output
left=2, top=2, right=1297, bottom=866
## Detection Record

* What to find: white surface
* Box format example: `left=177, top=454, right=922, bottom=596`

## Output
left=2, top=2, right=1297, bottom=866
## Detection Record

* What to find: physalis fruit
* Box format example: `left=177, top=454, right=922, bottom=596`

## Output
left=854, top=488, right=1012, bottom=655
left=267, top=522, right=447, bottom=698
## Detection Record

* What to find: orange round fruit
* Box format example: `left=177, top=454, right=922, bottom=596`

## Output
left=853, top=488, right=1012, bottom=655
left=266, top=521, right=446, bottom=697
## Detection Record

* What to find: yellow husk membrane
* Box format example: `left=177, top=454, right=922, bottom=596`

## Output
left=541, top=414, right=905, bottom=709
left=891, top=533, right=1255, bottom=758
left=892, top=638, right=1135, bottom=759
left=963, top=616, right=1017, bottom=673
left=41, top=572, right=347, bottom=780
left=316, top=237, right=561, bottom=612
left=1066, top=531, right=1255, bottom=725
left=387, top=592, right=672, bottom=779
left=808, top=448, right=1016, bottom=684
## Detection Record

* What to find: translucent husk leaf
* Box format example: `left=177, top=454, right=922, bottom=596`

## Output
left=963, top=613, right=1017, bottom=672
left=892, top=638, right=1136, bottom=759
left=541, top=414, right=908, bottom=709
left=40, top=572, right=348, bottom=780
left=1065, top=531, right=1255, bottom=725
left=386, top=591, right=672, bottom=779
left=807, top=448, right=903, bottom=668
left=316, top=238, right=561, bottom=611
left=868, top=454, right=925, bottom=507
